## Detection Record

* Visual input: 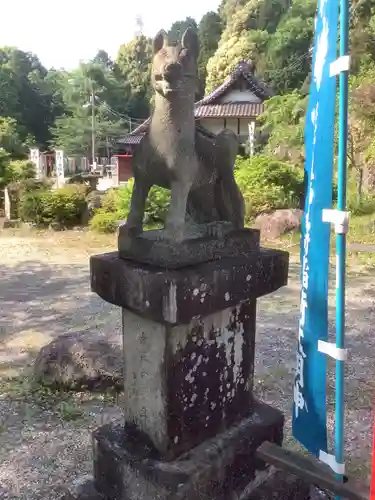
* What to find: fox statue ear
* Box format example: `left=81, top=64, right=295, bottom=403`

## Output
left=181, top=28, right=199, bottom=60
left=153, top=30, right=168, bottom=53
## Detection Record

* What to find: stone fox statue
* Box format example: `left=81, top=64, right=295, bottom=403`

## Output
left=124, top=28, right=245, bottom=241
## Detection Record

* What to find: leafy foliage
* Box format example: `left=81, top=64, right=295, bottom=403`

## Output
left=115, top=35, right=153, bottom=119
left=205, top=0, right=272, bottom=93
left=2, top=0, right=375, bottom=217
left=258, top=91, right=307, bottom=162
left=6, top=160, right=36, bottom=182
left=347, top=61, right=375, bottom=199
left=6, top=178, right=49, bottom=219
left=0, top=148, right=10, bottom=187
left=197, top=12, right=224, bottom=97
left=168, top=17, right=198, bottom=44
left=91, top=159, right=302, bottom=231
left=90, top=181, right=171, bottom=233
left=0, top=47, right=60, bottom=149
left=89, top=210, right=120, bottom=233
left=234, top=155, right=304, bottom=222
left=0, top=117, right=31, bottom=158
left=257, top=0, right=315, bottom=92
left=51, top=63, right=128, bottom=156
left=19, top=185, right=87, bottom=226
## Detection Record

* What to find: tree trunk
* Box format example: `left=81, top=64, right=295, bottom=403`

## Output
left=356, top=167, right=363, bottom=204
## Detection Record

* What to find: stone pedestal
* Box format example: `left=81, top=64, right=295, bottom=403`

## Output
left=86, top=231, right=308, bottom=499
left=92, top=402, right=285, bottom=500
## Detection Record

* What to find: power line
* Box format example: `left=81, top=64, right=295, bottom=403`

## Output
left=262, top=51, right=311, bottom=77
left=99, top=99, right=147, bottom=124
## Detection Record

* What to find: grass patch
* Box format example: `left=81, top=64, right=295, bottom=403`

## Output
left=265, top=213, right=375, bottom=269
left=0, top=375, right=118, bottom=422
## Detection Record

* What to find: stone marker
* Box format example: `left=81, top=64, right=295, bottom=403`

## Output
left=68, top=27, right=310, bottom=500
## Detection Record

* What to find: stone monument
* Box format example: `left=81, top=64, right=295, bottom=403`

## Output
left=74, top=28, right=310, bottom=500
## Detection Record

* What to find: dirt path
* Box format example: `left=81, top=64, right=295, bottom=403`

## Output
left=0, top=230, right=374, bottom=498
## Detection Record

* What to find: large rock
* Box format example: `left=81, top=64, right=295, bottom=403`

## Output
left=254, top=209, right=303, bottom=239
left=34, top=332, right=123, bottom=391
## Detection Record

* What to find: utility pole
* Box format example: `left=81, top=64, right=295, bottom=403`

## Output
left=90, top=85, right=96, bottom=170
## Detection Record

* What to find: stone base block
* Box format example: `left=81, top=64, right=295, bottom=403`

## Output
left=118, top=223, right=260, bottom=269
left=90, top=401, right=308, bottom=500
left=65, top=471, right=310, bottom=500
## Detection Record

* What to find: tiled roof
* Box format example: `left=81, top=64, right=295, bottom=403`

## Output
left=117, top=134, right=144, bottom=145
left=131, top=120, right=150, bottom=135
left=195, top=102, right=264, bottom=118
left=196, top=61, right=272, bottom=106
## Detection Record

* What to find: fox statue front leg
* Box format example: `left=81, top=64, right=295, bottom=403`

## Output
left=122, top=177, right=150, bottom=237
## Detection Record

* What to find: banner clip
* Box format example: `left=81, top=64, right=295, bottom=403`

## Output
left=330, top=55, right=350, bottom=77
left=322, top=209, right=350, bottom=234
left=318, top=340, right=348, bottom=361
left=319, top=450, right=345, bottom=475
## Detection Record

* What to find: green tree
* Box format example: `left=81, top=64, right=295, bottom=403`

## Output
left=92, top=50, right=113, bottom=70
left=207, top=0, right=314, bottom=94
left=0, top=148, right=10, bottom=187
left=350, top=0, right=375, bottom=72
left=219, top=0, right=249, bottom=26
left=0, top=116, right=30, bottom=158
left=206, top=28, right=270, bottom=94
left=168, top=17, right=198, bottom=44
left=258, top=91, right=307, bottom=163
left=347, top=61, right=375, bottom=198
left=197, top=12, right=223, bottom=97
left=0, top=47, right=64, bottom=149
left=205, top=0, right=275, bottom=93
left=257, top=0, right=315, bottom=92
left=116, top=35, right=153, bottom=119
left=51, top=62, right=128, bottom=156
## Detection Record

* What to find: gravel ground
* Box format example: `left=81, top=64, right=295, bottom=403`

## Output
left=0, top=230, right=374, bottom=499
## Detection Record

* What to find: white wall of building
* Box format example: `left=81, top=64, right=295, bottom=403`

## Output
left=199, top=117, right=256, bottom=144
left=219, top=89, right=261, bottom=104
left=199, top=118, right=225, bottom=135
left=225, top=118, right=238, bottom=135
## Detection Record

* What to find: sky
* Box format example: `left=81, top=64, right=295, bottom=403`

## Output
left=0, top=0, right=221, bottom=70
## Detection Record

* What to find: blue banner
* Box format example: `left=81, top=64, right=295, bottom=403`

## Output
left=292, top=0, right=339, bottom=456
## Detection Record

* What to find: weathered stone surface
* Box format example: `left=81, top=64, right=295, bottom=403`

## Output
left=64, top=476, right=105, bottom=500
left=248, top=470, right=311, bottom=500
left=123, top=28, right=245, bottom=242
left=118, top=224, right=260, bottom=268
left=122, top=301, right=256, bottom=459
left=92, top=401, right=285, bottom=500
left=64, top=472, right=310, bottom=500
left=90, top=248, right=289, bottom=325
left=254, top=209, right=303, bottom=240
left=34, top=332, right=123, bottom=391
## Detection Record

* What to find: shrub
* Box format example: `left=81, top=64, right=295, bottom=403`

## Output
left=19, top=191, right=46, bottom=225
left=101, top=188, right=124, bottom=213
left=90, top=180, right=170, bottom=233
left=6, top=178, right=50, bottom=219
left=19, top=184, right=87, bottom=227
left=6, top=160, right=36, bottom=182
left=90, top=157, right=303, bottom=232
left=0, top=148, right=10, bottom=187
left=113, top=180, right=170, bottom=225
left=89, top=209, right=120, bottom=233
left=234, top=155, right=304, bottom=222
left=347, top=193, right=375, bottom=216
